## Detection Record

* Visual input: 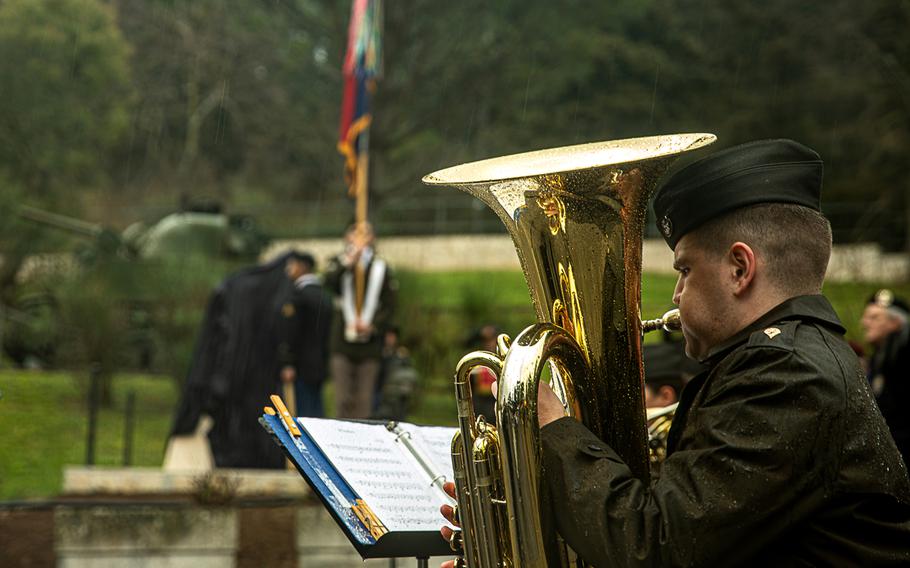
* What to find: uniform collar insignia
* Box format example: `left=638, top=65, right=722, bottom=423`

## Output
left=660, top=215, right=673, bottom=238
left=763, top=327, right=781, bottom=339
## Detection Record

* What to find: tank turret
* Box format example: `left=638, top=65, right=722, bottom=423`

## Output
left=136, top=211, right=266, bottom=261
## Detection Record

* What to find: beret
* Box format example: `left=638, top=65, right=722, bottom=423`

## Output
left=653, top=139, right=823, bottom=249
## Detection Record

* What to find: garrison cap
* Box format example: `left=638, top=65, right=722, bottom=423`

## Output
left=653, top=139, right=823, bottom=249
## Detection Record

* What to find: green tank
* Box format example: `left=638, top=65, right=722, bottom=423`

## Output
left=5, top=204, right=269, bottom=369
left=18, top=205, right=266, bottom=263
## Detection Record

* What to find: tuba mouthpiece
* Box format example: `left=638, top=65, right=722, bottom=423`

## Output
left=641, top=309, right=682, bottom=334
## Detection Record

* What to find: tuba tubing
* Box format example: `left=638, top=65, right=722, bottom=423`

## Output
left=497, top=323, right=590, bottom=566
left=453, top=351, right=505, bottom=568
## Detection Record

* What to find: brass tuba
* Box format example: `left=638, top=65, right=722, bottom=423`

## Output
left=423, top=133, right=715, bottom=567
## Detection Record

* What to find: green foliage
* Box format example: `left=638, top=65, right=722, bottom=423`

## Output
left=0, top=0, right=132, bottom=196
left=0, top=174, right=27, bottom=246
left=0, top=0, right=903, bottom=246
left=395, top=270, right=532, bottom=394
left=114, top=0, right=349, bottom=197
left=191, top=471, right=240, bottom=506
left=0, top=0, right=904, bottom=248
left=0, top=174, right=36, bottom=290
left=140, top=258, right=238, bottom=381
left=50, top=256, right=238, bottom=381
left=55, top=260, right=134, bottom=373
left=0, top=0, right=134, bottom=300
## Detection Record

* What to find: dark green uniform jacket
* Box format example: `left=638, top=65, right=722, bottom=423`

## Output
left=541, top=295, right=910, bottom=567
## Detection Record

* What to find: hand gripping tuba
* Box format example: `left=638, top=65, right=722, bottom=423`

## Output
left=423, top=133, right=715, bottom=567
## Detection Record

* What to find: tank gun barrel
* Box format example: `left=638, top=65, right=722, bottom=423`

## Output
left=19, top=205, right=126, bottom=258
left=19, top=205, right=105, bottom=239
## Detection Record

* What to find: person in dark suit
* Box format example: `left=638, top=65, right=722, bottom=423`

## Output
left=863, top=289, right=910, bottom=462
left=440, top=139, right=910, bottom=566
left=324, top=222, right=398, bottom=419
left=278, top=251, right=333, bottom=418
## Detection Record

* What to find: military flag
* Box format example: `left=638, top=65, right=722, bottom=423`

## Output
left=338, top=0, right=383, bottom=220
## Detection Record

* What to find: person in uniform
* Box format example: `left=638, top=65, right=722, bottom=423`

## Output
left=324, top=221, right=398, bottom=419
left=642, top=333, right=704, bottom=409
left=862, top=289, right=910, bottom=462
left=278, top=251, right=333, bottom=418
left=440, top=139, right=910, bottom=566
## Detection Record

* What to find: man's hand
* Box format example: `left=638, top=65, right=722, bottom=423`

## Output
left=537, top=380, right=566, bottom=428
left=343, top=244, right=362, bottom=266
left=490, top=379, right=565, bottom=428
left=439, top=481, right=459, bottom=568
left=354, top=319, right=373, bottom=336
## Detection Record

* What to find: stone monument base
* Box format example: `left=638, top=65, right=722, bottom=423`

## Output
left=0, top=466, right=449, bottom=568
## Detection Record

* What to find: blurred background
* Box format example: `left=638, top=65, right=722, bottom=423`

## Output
left=0, top=0, right=908, bottom=564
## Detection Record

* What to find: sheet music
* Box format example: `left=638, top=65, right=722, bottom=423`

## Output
left=299, top=418, right=456, bottom=532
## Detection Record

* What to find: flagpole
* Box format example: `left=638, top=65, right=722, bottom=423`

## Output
left=354, top=126, right=369, bottom=314
left=339, top=0, right=382, bottom=316
left=355, top=126, right=370, bottom=226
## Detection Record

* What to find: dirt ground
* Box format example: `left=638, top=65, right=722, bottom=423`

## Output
left=0, top=509, right=55, bottom=567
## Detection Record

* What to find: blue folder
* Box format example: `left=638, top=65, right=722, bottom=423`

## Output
left=260, top=412, right=453, bottom=559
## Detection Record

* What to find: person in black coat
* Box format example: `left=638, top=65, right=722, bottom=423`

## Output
left=278, top=251, right=333, bottom=418
left=862, top=289, right=910, bottom=463
left=642, top=332, right=705, bottom=409
left=169, top=251, right=308, bottom=469
left=440, top=139, right=910, bottom=566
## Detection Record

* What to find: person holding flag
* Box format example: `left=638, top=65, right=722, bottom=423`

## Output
left=329, top=1, right=392, bottom=419
left=324, top=221, right=397, bottom=419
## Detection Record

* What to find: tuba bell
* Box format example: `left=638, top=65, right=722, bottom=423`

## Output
left=423, top=133, right=715, bottom=567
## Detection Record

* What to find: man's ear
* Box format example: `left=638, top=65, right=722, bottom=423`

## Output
left=728, top=242, right=756, bottom=295
left=657, top=385, right=678, bottom=406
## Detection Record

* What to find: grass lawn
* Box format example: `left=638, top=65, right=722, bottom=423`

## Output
left=0, top=270, right=906, bottom=499
left=0, top=371, right=178, bottom=500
